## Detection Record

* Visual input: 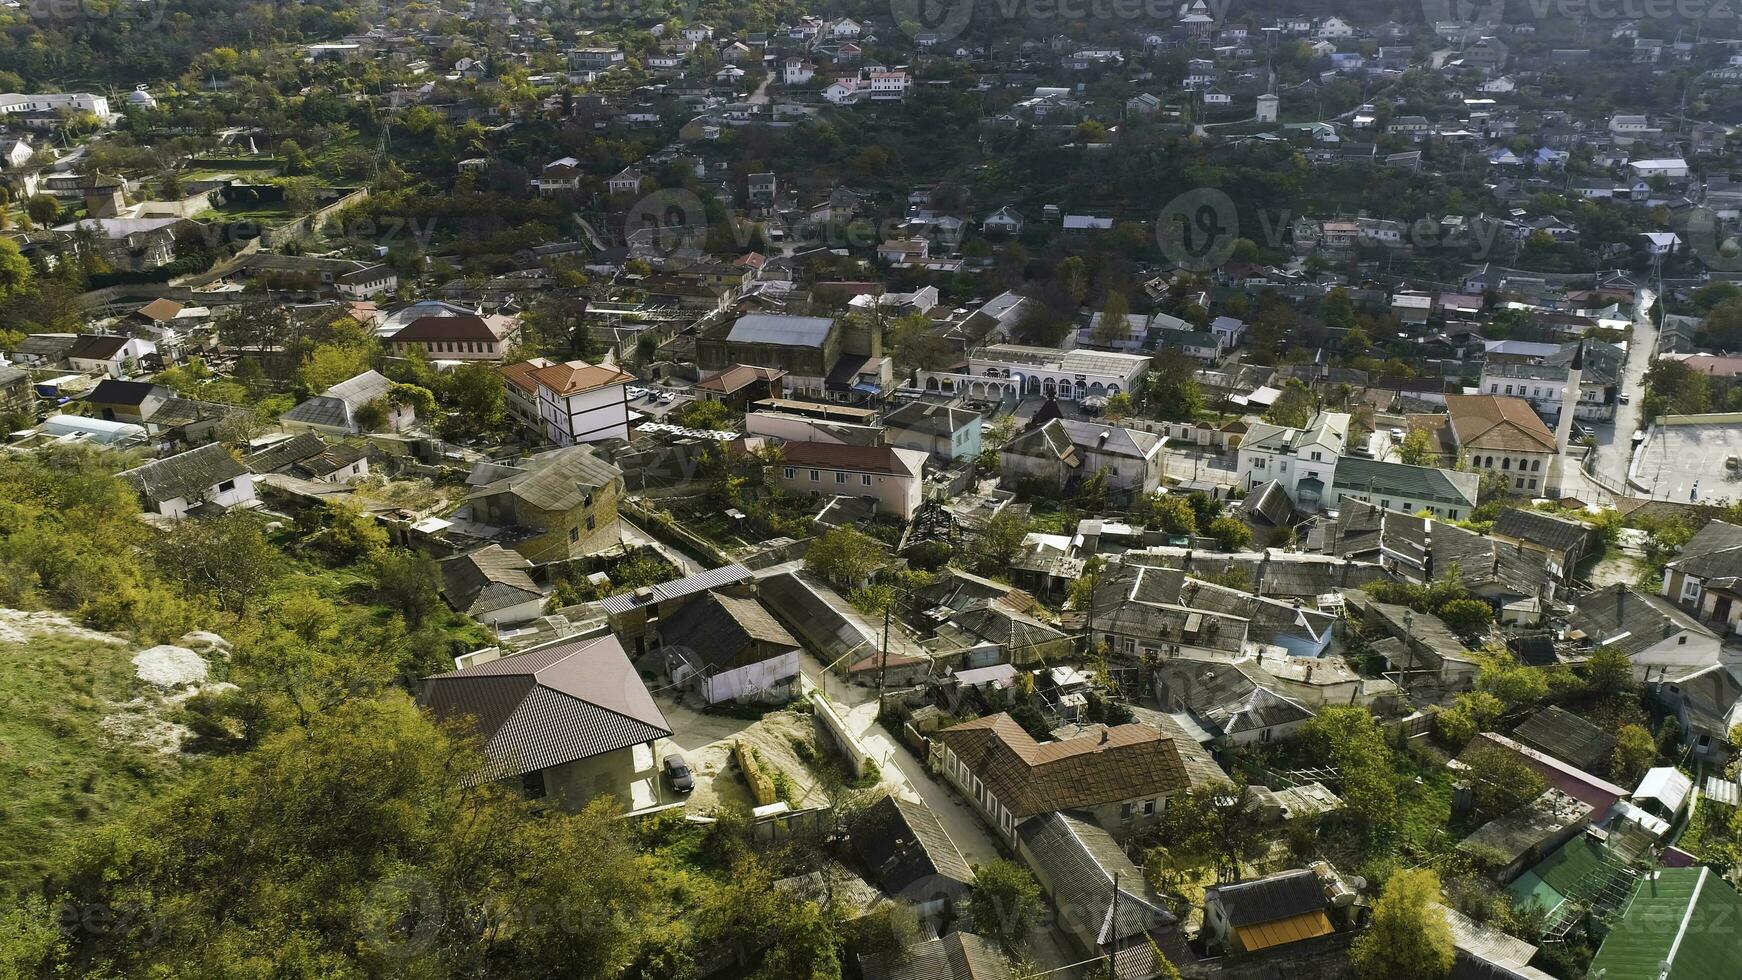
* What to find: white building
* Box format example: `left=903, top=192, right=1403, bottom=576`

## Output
left=0, top=92, right=112, bottom=122
left=530, top=360, right=635, bottom=446
left=119, top=443, right=257, bottom=518
left=1237, top=411, right=1351, bottom=511
left=775, top=442, right=927, bottom=519
left=920, top=344, right=1149, bottom=402
left=868, top=70, right=910, bottom=99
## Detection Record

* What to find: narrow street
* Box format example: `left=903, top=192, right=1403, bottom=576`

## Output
left=1592, top=287, right=1657, bottom=493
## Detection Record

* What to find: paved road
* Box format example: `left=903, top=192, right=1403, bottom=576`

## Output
left=1593, top=287, right=1658, bottom=492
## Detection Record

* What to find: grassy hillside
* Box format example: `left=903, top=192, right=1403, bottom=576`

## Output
left=0, top=624, right=186, bottom=893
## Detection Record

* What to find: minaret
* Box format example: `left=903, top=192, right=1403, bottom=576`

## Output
left=1554, top=341, right=1583, bottom=453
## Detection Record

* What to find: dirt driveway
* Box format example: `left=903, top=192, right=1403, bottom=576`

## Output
left=654, top=693, right=830, bottom=812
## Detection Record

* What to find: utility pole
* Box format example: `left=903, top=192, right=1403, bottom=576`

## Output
left=1107, top=870, right=1121, bottom=980
left=879, top=595, right=891, bottom=708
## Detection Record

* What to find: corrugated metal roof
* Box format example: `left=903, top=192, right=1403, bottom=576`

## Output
left=422, top=634, right=671, bottom=778
left=600, top=563, right=752, bottom=615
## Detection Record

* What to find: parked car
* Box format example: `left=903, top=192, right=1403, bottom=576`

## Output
left=663, top=753, right=694, bottom=793
left=1619, top=392, right=1631, bottom=405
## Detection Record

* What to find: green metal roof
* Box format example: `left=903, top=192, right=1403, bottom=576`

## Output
left=1588, top=868, right=1742, bottom=980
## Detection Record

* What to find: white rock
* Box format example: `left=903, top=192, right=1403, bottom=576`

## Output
left=133, top=645, right=210, bottom=688
left=178, top=630, right=233, bottom=654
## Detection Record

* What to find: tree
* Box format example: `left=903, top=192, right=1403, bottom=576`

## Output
left=973, top=511, right=1030, bottom=576
left=1436, top=598, right=1493, bottom=640
left=1610, top=723, right=1657, bottom=785
left=675, top=398, right=731, bottom=431
left=1145, top=349, right=1205, bottom=421
left=1104, top=391, right=1134, bottom=421
left=1093, top=291, right=1131, bottom=345
left=1302, top=707, right=1398, bottom=835
left=887, top=313, right=954, bottom=372
left=1475, top=650, right=1548, bottom=709
left=0, top=237, right=32, bottom=302
left=1207, top=515, right=1252, bottom=551
left=297, top=342, right=376, bottom=395
left=969, top=860, right=1042, bottom=944
left=147, top=512, right=282, bottom=614
left=311, top=502, right=389, bottom=564
left=25, top=194, right=59, bottom=227
left=1146, top=494, right=1197, bottom=534
left=1463, top=745, right=1547, bottom=822
left=1350, top=869, right=1455, bottom=980
left=32, top=696, right=655, bottom=978
left=1584, top=646, right=1637, bottom=700
left=1263, top=378, right=1315, bottom=428
left=370, top=550, right=443, bottom=629
left=804, top=527, right=884, bottom=587
left=437, top=362, right=506, bottom=437
left=1151, top=781, right=1267, bottom=881
left=354, top=397, right=391, bottom=432
left=1398, top=428, right=1434, bottom=466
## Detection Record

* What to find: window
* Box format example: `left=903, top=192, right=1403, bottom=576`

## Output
left=784, top=467, right=795, bottom=479
left=1489, top=383, right=1498, bottom=393
left=569, top=527, right=580, bottom=543
left=521, top=770, right=547, bottom=799
left=862, top=474, right=872, bottom=486
left=1143, top=799, right=1157, bottom=815
left=1527, top=479, right=1537, bottom=491
left=586, top=516, right=596, bottom=531
left=809, top=469, right=819, bottom=482
left=1311, top=451, right=1322, bottom=462
left=1381, top=499, right=1391, bottom=509
left=1121, top=802, right=1134, bottom=819
left=1532, top=459, right=1542, bottom=472
left=216, top=480, right=235, bottom=493
left=1516, top=477, right=1526, bottom=489
left=1504, top=384, right=1513, bottom=395
left=836, top=471, right=847, bottom=484
left=1448, top=510, right=1459, bottom=520
left=1502, top=458, right=1511, bottom=470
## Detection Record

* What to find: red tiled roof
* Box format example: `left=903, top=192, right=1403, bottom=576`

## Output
left=781, top=441, right=920, bottom=477
left=391, top=314, right=499, bottom=342
left=935, top=713, right=1189, bottom=818
left=529, top=360, right=635, bottom=396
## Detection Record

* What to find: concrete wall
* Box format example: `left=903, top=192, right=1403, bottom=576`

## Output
left=810, top=695, right=870, bottom=777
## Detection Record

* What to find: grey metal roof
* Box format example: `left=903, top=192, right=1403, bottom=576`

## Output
left=1332, top=456, right=1479, bottom=507
left=119, top=443, right=248, bottom=505
left=860, top=932, right=1011, bottom=980
left=1491, top=508, right=1596, bottom=554
left=600, top=562, right=752, bottom=615
left=421, top=634, right=671, bottom=778
left=1511, top=706, right=1616, bottom=772
left=466, top=446, right=622, bottom=513
left=440, top=544, right=544, bottom=616
left=1016, top=811, right=1174, bottom=945
left=726, top=313, right=835, bottom=347
left=1206, top=869, right=1325, bottom=927
left=851, top=794, right=976, bottom=895
left=280, top=395, right=353, bottom=430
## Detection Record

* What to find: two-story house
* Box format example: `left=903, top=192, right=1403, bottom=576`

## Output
left=774, top=442, right=926, bottom=519
left=883, top=401, right=982, bottom=463
left=1236, top=411, right=1350, bottom=511
left=387, top=313, right=519, bottom=362
left=530, top=359, right=635, bottom=446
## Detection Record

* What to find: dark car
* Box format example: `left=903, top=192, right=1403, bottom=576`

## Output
left=663, top=753, right=694, bottom=793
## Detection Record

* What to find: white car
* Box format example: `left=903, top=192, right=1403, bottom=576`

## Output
left=627, top=386, right=645, bottom=398
left=658, top=392, right=675, bottom=404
